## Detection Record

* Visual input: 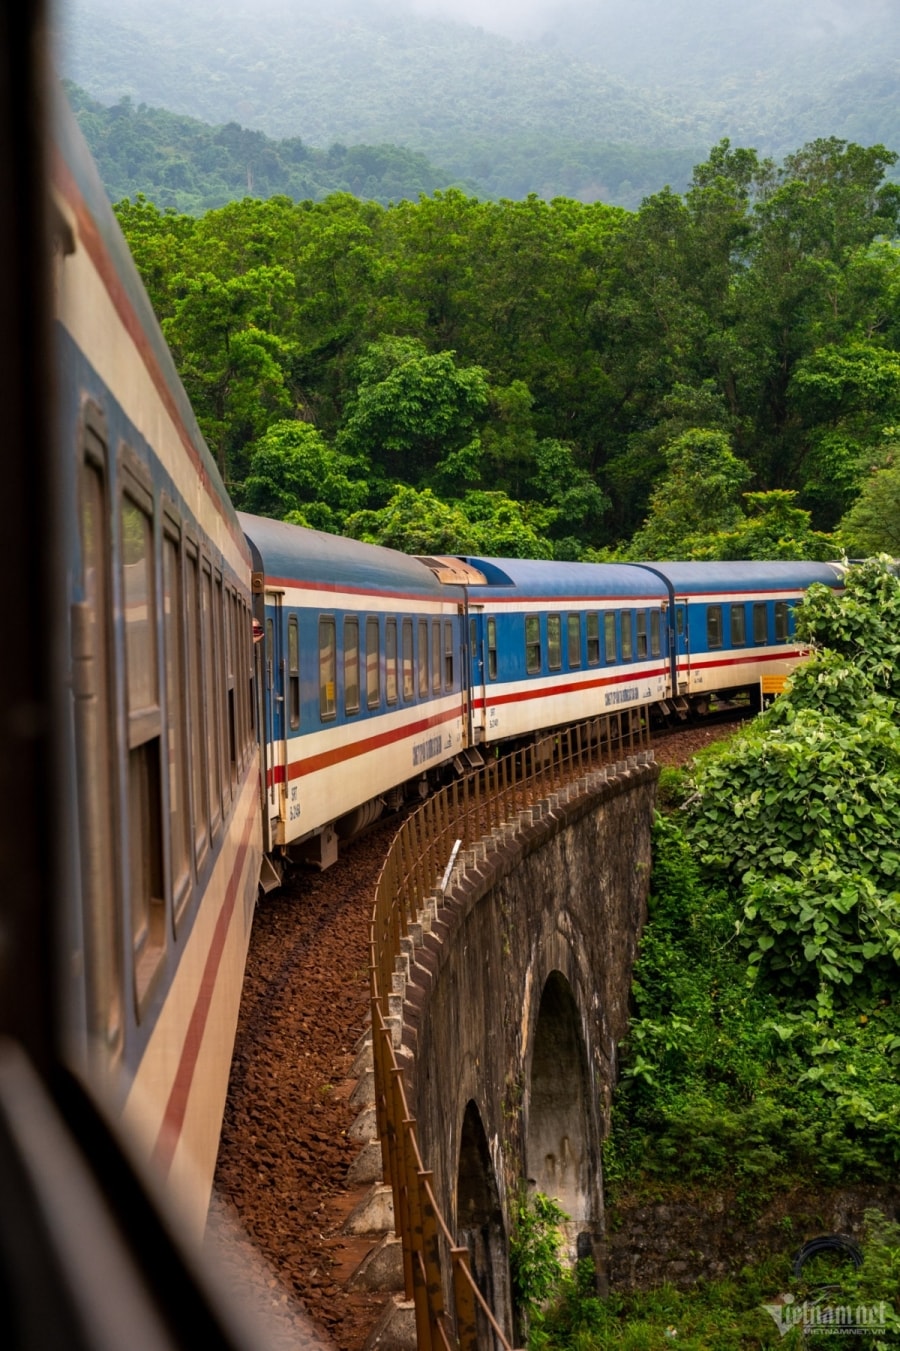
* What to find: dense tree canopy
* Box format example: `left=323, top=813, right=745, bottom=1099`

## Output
left=114, top=135, right=900, bottom=560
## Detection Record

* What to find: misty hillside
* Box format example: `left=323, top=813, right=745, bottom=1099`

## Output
left=53, top=0, right=708, bottom=205
left=64, top=82, right=475, bottom=212
left=548, top=0, right=900, bottom=157
left=55, top=0, right=899, bottom=207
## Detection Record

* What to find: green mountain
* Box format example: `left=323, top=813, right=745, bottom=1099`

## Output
left=64, top=82, right=472, bottom=212
left=548, top=0, right=900, bottom=158
left=55, top=0, right=707, bottom=206
left=54, top=0, right=899, bottom=208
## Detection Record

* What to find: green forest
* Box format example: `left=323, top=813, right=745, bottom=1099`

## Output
left=66, top=83, right=474, bottom=214
left=115, top=134, right=900, bottom=563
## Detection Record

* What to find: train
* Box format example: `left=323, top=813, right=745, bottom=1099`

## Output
left=245, top=528, right=843, bottom=874
left=2, top=54, right=844, bottom=1349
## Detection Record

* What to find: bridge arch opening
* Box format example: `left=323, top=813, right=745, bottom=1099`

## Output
left=525, top=970, right=597, bottom=1260
left=456, top=1098, right=511, bottom=1344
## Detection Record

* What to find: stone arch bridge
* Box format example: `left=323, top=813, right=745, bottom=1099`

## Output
left=348, top=749, right=658, bottom=1348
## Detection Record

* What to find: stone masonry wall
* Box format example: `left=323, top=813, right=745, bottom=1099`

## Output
left=394, top=758, right=659, bottom=1271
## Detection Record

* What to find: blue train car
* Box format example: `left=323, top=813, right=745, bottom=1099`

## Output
left=456, top=557, right=671, bottom=745
left=240, top=515, right=472, bottom=867
left=641, top=561, right=846, bottom=713
left=453, top=557, right=845, bottom=739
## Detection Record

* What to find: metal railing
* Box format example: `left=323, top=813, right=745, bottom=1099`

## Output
left=368, top=710, right=650, bottom=1350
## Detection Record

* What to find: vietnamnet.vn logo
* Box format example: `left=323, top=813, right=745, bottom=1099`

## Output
left=761, top=1293, right=892, bottom=1338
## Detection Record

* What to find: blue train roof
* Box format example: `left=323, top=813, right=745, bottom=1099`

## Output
left=239, top=513, right=457, bottom=598
left=636, top=561, right=846, bottom=594
left=456, top=556, right=845, bottom=602
left=457, top=557, right=670, bottom=600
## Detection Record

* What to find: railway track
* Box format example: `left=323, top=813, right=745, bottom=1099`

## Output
left=206, top=816, right=404, bottom=1351
left=652, top=705, right=752, bottom=765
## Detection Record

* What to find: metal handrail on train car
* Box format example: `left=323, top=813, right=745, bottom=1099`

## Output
left=368, top=710, right=650, bottom=1350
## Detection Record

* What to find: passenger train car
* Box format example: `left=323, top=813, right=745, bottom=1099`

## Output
left=52, top=87, right=262, bottom=1236
left=452, top=555, right=844, bottom=748
left=454, top=557, right=672, bottom=746
left=240, top=516, right=476, bottom=874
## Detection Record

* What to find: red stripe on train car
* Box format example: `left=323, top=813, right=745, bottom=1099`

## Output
left=151, top=798, right=258, bottom=1178
left=469, top=649, right=805, bottom=712
left=679, top=649, right=805, bottom=674
left=265, top=705, right=462, bottom=788
left=470, top=665, right=670, bottom=711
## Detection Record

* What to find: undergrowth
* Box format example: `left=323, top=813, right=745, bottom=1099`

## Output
left=527, top=1211, right=900, bottom=1349
left=605, top=562, right=900, bottom=1197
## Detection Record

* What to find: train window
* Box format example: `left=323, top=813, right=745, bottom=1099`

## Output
left=487, top=618, right=497, bottom=680
left=587, top=613, right=600, bottom=666
left=650, top=610, right=662, bottom=657
left=621, top=612, right=634, bottom=661
left=418, top=619, right=429, bottom=697
left=567, top=614, right=582, bottom=668
left=636, top=611, right=648, bottom=659
left=604, top=612, right=617, bottom=663
left=431, top=621, right=442, bottom=694
left=214, top=574, right=232, bottom=805
left=367, top=616, right=381, bottom=708
left=775, top=600, right=789, bottom=642
left=676, top=608, right=684, bottom=635
left=265, top=613, right=275, bottom=759
left=319, top=617, right=337, bottom=720
left=163, top=531, right=191, bottom=922
left=186, top=547, right=208, bottom=864
left=223, top=590, right=235, bottom=774
left=525, top=615, right=541, bottom=674
left=245, top=602, right=256, bottom=748
left=122, top=487, right=165, bottom=1006
left=707, top=604, right=723, bottom=649
left=128, top=736, right=165, bottom=1008
left=288, top=614, right=300, bottom=729
left=123, top=497, right=158, bottom=713
left=731, top=604, right=747, bottom=647
left=236, top=594, right=247, bottom=766
left=753, top=602, right=768, bottom=645
left=547, top=614, right=562, bottom=671
left=224, top=587, right=238, bottom=786
left=344, top=617, right=360, bottom=714
left=202, top=565, right=223, bottom=835
left=78, top=451, right=123, bottom=1061
left=402, top=619, right=414, bottom=701
left=385, top=618, right=398, bottom=704
left=235, top=592, right=249, bottom=768
left=444, top=620, right=454, bottom=688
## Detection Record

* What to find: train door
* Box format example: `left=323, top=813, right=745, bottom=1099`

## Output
left=265, top=591, right=286, bottom=838
left=674, top=598, right=690, bottom=694
left=467, top=605, right=485, bottom=743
